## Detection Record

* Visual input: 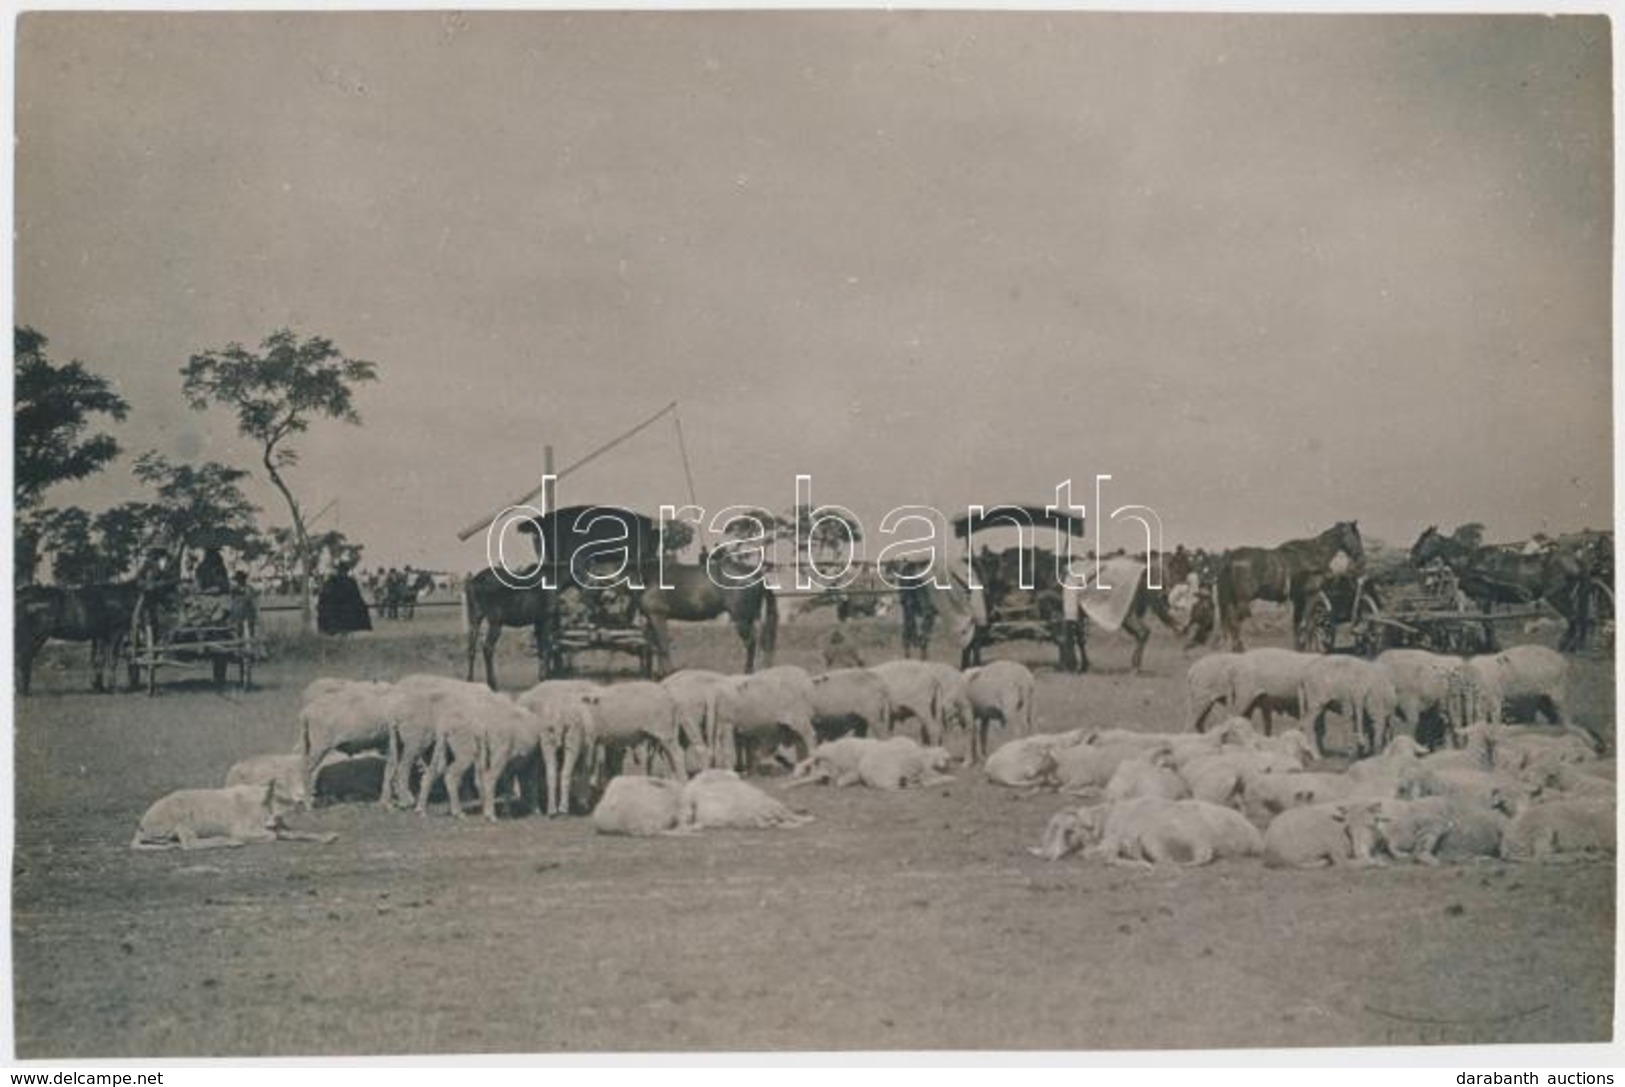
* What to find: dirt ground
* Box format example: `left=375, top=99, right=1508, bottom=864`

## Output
left=10, top=607, right=1617, bottom=1057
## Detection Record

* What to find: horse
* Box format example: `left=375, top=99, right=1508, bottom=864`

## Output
left=463, top=567, right=558, bottom=689
left=16, top=582, right=142, bottom=695
left=639, top=557, right=778, bottom=677
left=1410, top=526, right=1598, bottom=652
left=1213, top=521, right=1365, bottom=651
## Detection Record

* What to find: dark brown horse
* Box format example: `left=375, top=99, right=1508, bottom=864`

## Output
left=1213, top=521, right=1365, bottom=651
left=639, top=555, right=778, bottom=676
left=1410, top=526, right=1603, bottom=652
left=16, top=582, right=142, bottom=695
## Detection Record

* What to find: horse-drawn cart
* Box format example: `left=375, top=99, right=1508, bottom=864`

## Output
left=128, top=585, right=258, bottom=695
left=1301, top=565, right=1520, bottom=657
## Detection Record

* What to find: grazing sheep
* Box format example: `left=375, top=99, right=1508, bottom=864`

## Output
left=1376, top=649, right=1466, bottom=747
left=1032, top=797, right=1263, bottom=866
left=869, top=659, right=946, bottom=744
left=1185, top=652, right=1242, bottom=732
left=590, top=775, right=685, bottom=837
left=1298, top=655, right=1397, bottom=758
left=300, top=677, right=389, bottom=705
left=1229, top=648, right=1318, bottom=735
left=131, top=781, right=334, bottom=851
left=660, top=669, right=731, bottom=766
left=420, top=687, right=548, bottom=820
left=680, top=769, right=814, bottom=829
left=1459, top=645, right=1571, bottom=725
left=1373, top=797, right=1506, bottom=865
left=297, top=681, right=404, bottom=805
left=808, top=668, right=893, bottom=742
left=712, top=666, right=819, bottom=773
left=580, top=681, right=689, bottom=786
left=515, top=679, right=600, bottom=816
left=925, top=663, right=977, bottom=747
left=1262, top=802, right=1382, bottom=868
left=1500, top=799, right=1615, bottom=863
left=964, top=660, right=1037, bottom=763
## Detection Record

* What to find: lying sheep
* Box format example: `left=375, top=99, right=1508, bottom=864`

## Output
left=1459, top=645, right=1571, bottom=726
left=590, top=775, right=685, bottom=836
left=1102, top=749, right=1189, bottom=803
left=984, top=730, right=1086, bottom=788
left=786, top=736, right=881, bottom=786
left=964, top=660, right=1036, bottom=763
left=224, top=753, right=310, bottom=809
left=1500, top=799, right=1615, bottom=863
left=1521, top=760, right=1615, bottom=803
left=1186, top=652, right=1241, bottom=733
left=1476, top=722, right=1603, bottom=774
left=1241, top=771, right=1357, bottom=825
left=1262, top=802, right=1382, bottom=868
left=1345, top=735, right=1426, bottom=794
left=1179, top=746, right=1308, bottom=809
left=680, top=769, right=814, bottom=829
left=1298, top=655, right=1397, bottom=758
left=849, top=737, right=956, bottom=790
left=1032, top=797, right=1262, bottom=866
left=1373, top=797, right=1506, bottom=865
left=1395, top=763, right=1526, bottom=813
left=131, top=781, right=335, bottom=851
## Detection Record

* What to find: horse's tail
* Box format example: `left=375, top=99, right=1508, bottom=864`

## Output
left=760, top=589, right=779, bottom=666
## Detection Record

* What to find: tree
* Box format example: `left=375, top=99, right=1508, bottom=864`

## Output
left=180, top=329, right=378, bottom=629
left=131, top=453, right=261, bottom=558
left=15, top=327, right=130, bottom=511
left=781, top=502, right=864, bottom=564
left=28, top=502, right=155, bottom=585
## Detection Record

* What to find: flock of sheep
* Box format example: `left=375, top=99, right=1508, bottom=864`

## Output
left=127, top=640, right=1613, bottom=871
left=1019, top=642, right=1612, bottom=867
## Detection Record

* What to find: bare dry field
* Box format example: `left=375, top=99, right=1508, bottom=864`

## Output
left=11, top=608, right=1617, bottom=1057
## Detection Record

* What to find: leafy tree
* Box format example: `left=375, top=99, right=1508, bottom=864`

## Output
left=15, top=327, right=130, bottom=511
left=180, top=329, right=378, bottom=629
left=131, top=452, right=261, bottom=558
left=781, top=502, right=864, bottom=563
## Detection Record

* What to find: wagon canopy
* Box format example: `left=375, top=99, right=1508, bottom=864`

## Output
left=951, top=505, right=1088, bottom=540
left=517, top=504, right=662, bottom=570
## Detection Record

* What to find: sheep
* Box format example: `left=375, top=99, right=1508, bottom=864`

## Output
left=846, top=736, right=956, bottom=790
left=224, top=753, right=310, bottom=809
left=384, top=675, right=499, bottom=808
left=1520, top=760, right=1616, bottom=803
left=300, top=677, right=389, bottom=705
left=1297, top=655, right=1397, bottom=758
left=590, top=775, right=684, bottom=837
left=711, top=666, right=818, bottom=773
left=1376, top=648, right=1466, bottom=747
left=1372, top=797, right=1506, bottom=865
left=579, top=681, right=689, bottom=786
left=964, top=660, right=1037, bottom=763
left=1051, top=739, right=1157, bottom=794
left=1102, top=748, right=1189, bottom=803
left=785, top=736, right=882, bottom=787
left=1185, top=652, right=1241, bottom=732
left=1395, top=761, right=1527, bottom=813
left=1262, top=802, right=1383, bottom=868
left=1474, top=722, right=1604, bottom=774
left=925, top=663, right=976, bottom=747
left=680, top=769, right=814, bottom=829
left=1459, top=645, right=1571, bottom=726
left=131, top=781, right=335, bottom=851
left=419, top=687, right=547, bottom=820
left=297, top=681, right=404, bottom=805
left=808, top=668, right=893, bottom=742
left=1345, top=734, right=1427, bottom=794
left=984, top=730, right=1087, bottom=788
left=868, top=659, right=945, bottom=744
left=1032, top=797, right=1263, bottom=866
left=660, top=669, right=731, bottom=766
left=515, top=679, right=600, bottom=816
left=1241, top=771, right=1357, bottom=826
left=1500, top=799, right=1615, bottom=863
left=1228, top=648, right=1317, bottom=735
left=1179, top=748, right=1308, bottom=809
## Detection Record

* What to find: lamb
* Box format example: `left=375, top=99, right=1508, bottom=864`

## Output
left=1228, top=648, right=1318, bottom=735
left=711, top=666, right=819, bottom=773
left=868, top=659, right=945, bottom=744
left=224, top=753, right=310, bottom=809
left=580, top=681, right=689, bottom=785
left=679, top=769, right=814, bottom=829
left=1262, top=802, right=1382, bottom=868
left=131, top=781, right=335, bottom=851
left=297, top=681, right=404, bottom=805
left=1376, top=648, right=1466, bottom=746
left=590, top=775, right=685, bottom=837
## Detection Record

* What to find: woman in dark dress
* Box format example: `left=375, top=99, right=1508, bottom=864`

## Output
left=317, top=562, right=373, bottom=634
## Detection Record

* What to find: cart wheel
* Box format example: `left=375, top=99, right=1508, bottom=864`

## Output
left=1301, top=593, right=1335, bottom=654
left=1351, top=595, right=1385, bottom=657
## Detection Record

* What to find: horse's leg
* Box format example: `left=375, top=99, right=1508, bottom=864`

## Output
left=737, top=617, right=757, bottom=675
left=90, top=638, right=106, bottom=693
left=645, top=613, right=674, bottom=678
left=1124, top=614, right=1149, bottom=673
left=482, top=624, right=502, bottom=690
left=465, top=617, right=481, bottom=683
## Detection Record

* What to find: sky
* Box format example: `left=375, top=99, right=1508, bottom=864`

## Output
left=12, top=11, right=1615, bottom=574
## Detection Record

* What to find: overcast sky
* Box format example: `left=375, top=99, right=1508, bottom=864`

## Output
left=13, top=12, right=1614, bottom=572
